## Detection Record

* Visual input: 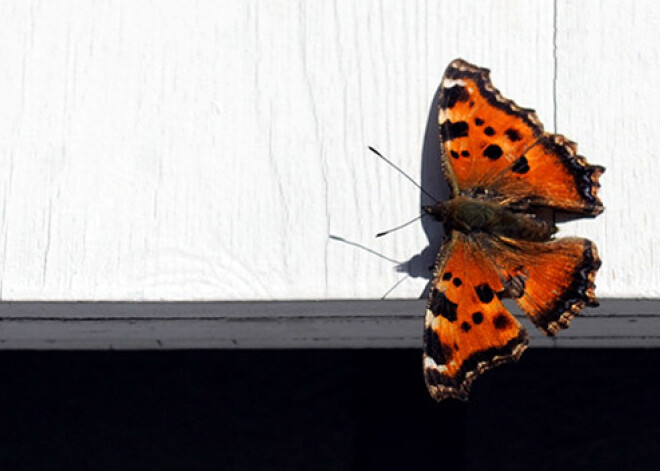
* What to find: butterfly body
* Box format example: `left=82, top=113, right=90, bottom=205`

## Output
left=424, top=196, right=556, bottom=242
left=423, top=59, right=604, bottom=401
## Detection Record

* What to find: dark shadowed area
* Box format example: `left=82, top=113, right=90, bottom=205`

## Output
left=0, top=349, right=659, bottom=470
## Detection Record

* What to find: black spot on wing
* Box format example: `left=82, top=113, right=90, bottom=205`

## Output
left=452, top=277, right=462, bottom=287
left=474, top=117, right=484, bottom=126
left=505, top=128, right=522, bottom=142
left=440, top=85, right=470, bottom=109
left=461, top=321, right=471, bottom=332
left=475, top=284, right=494, bottom=303
left=483, top=144, right=503, bottom=160
left=450, top=150, right=459, bottom=159
left=472, top=312, right=483, bottom=324
left=494, top=313, right=512, bottom=330
left=424, top=327, right=452, bottom=364
left=484, top=126, right=495, bottom=136
left=512, top=155, right=530, bottom=174
left=442, top=272, right=452, bottom=281
left=461, top=150, right=470, bottom=157
left=429, top=288, right=458, bottom=322
left=440, top=120, right=469, bottom=141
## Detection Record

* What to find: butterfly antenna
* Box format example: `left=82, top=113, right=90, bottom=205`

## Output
left=376, top=213, right=426, bottom=238
left=381, top=272, right=410, bottom=299
left=329, top=235, right=402, bottom=264
left=368, top=146, right=439, bottom=203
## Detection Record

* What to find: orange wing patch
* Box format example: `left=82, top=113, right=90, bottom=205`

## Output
left=423, top=232, right=528, bottom=401
left=438, top=59, right=543, bottom=194
left=489, top=134, right=604, bottom=215
left=476, top=234, right=601, bottom=335
left=439, top=59, right=604, bottom=216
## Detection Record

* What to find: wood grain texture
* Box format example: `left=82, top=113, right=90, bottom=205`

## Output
left=0, top=299, right=657, bottom=349
left=0, top=1, right=558, bottom=301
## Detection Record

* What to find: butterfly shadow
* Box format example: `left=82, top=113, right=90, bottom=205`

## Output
left=395, top=85, right=452, bottom=298
left=331, top=87, right=450, bottom=299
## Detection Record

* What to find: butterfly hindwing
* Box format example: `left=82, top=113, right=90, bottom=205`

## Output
left=476, top=234, right=601, bottom=335
left=423, top=232, right=529, bottom=401
left=438, top=59, right=604, bottom=215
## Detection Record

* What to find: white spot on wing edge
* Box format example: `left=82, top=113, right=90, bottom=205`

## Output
left=442, top=78, right=466, bottom=88
left=424, top=355, right=447, bottom=373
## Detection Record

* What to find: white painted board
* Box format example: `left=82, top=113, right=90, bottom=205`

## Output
left=555, top=0, right=660, bottom=298
left=0, top=1, right=653, bottom=302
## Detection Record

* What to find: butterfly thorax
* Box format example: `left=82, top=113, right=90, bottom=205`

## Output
left=424, top=196, right=556, bottom=242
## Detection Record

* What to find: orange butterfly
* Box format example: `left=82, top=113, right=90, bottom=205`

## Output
left=423, top=59, right=604, bottom=401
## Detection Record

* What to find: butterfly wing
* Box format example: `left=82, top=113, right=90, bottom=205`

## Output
left=476, top=234, right=601, bottom=335
left=487, top=135, right=604, bottom=216
left=424, top=231, right=528, bottom=401
left=438, top=58, right=603, bottom=215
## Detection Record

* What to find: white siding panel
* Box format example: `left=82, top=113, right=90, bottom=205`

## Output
left=555, top=0, right=660, bottom=297
left=0, top=1, right=608, bottom=301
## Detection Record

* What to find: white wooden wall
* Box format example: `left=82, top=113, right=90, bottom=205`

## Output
left=0, top=0, right=657, bottom=305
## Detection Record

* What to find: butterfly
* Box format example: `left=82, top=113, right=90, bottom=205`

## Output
left=423, top=59, right=604, bottom=401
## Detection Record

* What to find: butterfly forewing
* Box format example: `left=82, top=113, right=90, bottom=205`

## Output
left=438, top=59, right=543, bottom=196
left=438, top=59, right=604, bottom=215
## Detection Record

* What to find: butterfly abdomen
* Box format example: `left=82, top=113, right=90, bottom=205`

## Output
left=427, top=196, right=555, bottom=242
